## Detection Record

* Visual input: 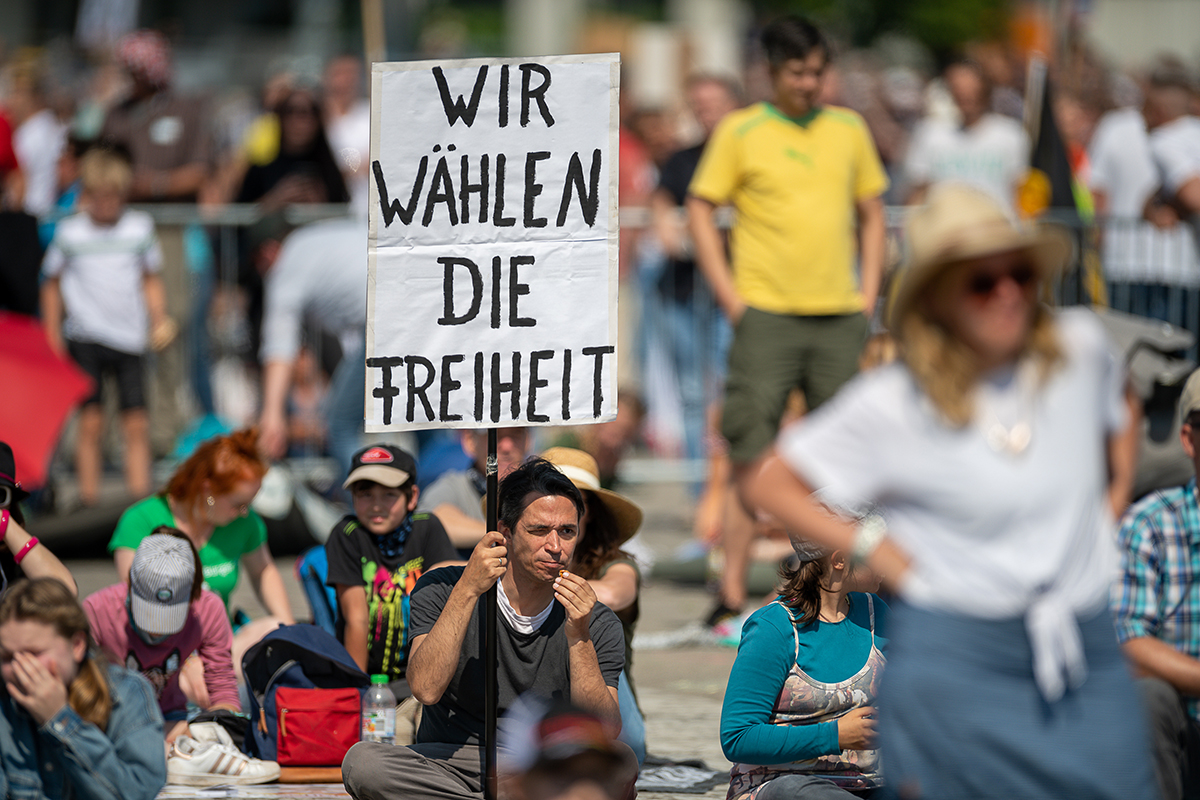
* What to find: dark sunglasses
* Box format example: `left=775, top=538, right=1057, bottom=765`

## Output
left=966, top=264, right=1037, bottom=297
left=0, top=485, right=11, bottom=509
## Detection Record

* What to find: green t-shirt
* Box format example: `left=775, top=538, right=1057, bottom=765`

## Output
left=108, top=494, right=268, bottom=608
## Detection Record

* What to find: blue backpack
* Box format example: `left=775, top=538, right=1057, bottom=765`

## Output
left=241, top=624, right=370, bottom=763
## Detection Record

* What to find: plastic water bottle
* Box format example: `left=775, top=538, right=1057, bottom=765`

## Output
left=361, top=674, right=396, bottom=745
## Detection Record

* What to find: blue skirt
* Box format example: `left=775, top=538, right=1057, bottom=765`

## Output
left=878, top=602, right=1156, bottom=800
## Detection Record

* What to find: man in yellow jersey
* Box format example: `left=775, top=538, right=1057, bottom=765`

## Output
left=686, top=15, right=887, bottom=625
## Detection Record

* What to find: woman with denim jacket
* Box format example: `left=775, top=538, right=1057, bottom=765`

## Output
left=0, top=577, right=166, bottom=800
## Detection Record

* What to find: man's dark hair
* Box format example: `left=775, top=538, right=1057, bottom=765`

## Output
left=498, top=457, right=585, bottom=532
left=761, top=15, right=830, bottom=70
left=1149, top=56, right=1194, bottom=93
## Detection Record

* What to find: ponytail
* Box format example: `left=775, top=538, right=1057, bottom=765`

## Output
left=69, top=654, right=113, bottom=732
left=778, top=558, right=828, bottom=626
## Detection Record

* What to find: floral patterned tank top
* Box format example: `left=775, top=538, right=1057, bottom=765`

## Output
left=727, top=596, right=886, bottom=799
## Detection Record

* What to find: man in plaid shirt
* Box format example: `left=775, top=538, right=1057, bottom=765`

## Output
left=1114, top=367, right=1200, bottom=800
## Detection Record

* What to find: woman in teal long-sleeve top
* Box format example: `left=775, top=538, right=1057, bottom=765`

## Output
left=721, top=537, right=887, bottom=800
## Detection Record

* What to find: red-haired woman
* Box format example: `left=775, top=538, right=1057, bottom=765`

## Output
left=107, top=429, right=294, bottom=695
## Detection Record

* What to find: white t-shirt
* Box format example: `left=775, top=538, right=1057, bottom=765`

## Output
left=777, top=308, right=1125, bottom=697
left=904, top=113, right=1029, bottom=213
left=259, top=217, right=367, bottom=364
left=1090, top=107, right=1157, bottom=218
left=326, top=99, right=371, bottom=217
left=1149, top=115, right=1200, bottom=195
left=14, top=108, right=66, bottom=217
left=1089, top=107, right=1199, bottom=284
left=42, top=210, right=162, bottom=354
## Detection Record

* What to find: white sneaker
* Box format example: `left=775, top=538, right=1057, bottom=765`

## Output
left=189, top=721, right=235, bottom=749
left=167, top=735, right=281, bottom=786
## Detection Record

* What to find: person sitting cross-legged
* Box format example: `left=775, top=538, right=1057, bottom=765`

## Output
left=325, top=444, right=457, bottom=707
left=341, top=457, right=634, bottom=800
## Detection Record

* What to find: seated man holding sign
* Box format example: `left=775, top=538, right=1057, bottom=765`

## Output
left=341, top=457, right=632, bottom=800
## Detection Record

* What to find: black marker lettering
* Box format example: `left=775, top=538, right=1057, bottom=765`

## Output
left=366, top=356, right=403, bottom=425
left=508, top=255, right=535, bottom=327
left=432, top=65, right=489, bottom=127
left=437, top=257, right=483, bottom=325
left=474, top=352, right=485, bottom=421
left=460, top=154, right=489, bottom=223
left=439, top=354, right=465, bottom=421
left=492, top=154, right=515, bottom=226
left=374, top=159, right=426, bottom=227
left=526, top=350, right=553, bottom=422
left=499, top=64, right=510, bottom=127
left=491, top=256, right=502, bottom=329
left=557, top=149, right=602, bottom=226
left=519, top=64, right=554, bottom=127
left=421, top=155, right=458, bottom=226
left=490, top=352, right=522, bottom=422
left=561, top=348, right=572, bottom=420
left=406, top=356, right=436, bottom=422
left=523, top=151, right=550, bottom=228
left=581, top=346, right=614, bottom=417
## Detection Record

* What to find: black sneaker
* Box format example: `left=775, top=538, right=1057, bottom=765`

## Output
left=704, top=600, right=743, bottom=629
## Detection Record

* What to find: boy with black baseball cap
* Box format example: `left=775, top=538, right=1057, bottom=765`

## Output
left=325, top=444, right=457, bottom=700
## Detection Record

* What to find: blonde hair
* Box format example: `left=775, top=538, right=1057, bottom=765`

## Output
left=0, top=578, right=113, bottom=731
left=79, top=148, right=133, bottom=195
left=895, top=276, right=1063, bottom=427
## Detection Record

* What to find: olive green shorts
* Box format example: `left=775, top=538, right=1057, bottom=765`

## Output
left=720, top=308, right=868, bottom=464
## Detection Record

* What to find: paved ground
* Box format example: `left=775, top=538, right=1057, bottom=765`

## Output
left=55, top=461, right=741, bottom=799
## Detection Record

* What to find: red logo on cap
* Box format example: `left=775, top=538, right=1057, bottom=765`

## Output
left=360, top=447, right=394, bottom=464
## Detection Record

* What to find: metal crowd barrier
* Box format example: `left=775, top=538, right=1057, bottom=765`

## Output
left=105, top=203, right=1200, bottom=479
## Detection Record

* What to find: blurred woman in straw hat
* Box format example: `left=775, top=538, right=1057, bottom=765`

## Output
left=747, top=183, right=1152, bottom=799
left=541, top=447, right=647, bottom=766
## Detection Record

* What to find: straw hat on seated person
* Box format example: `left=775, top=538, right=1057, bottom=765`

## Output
left=540, top=447, right=642, bottom=545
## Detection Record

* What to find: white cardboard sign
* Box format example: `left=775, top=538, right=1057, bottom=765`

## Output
left=366, top=54, right=620, bottom=432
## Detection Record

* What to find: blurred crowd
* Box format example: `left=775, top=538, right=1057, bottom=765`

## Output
left=1, top=26, right=1200, bottom=516
left=9, top=14, right=1200, bottom=800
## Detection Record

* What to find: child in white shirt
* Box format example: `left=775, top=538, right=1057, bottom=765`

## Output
left=40, top=147, right=174, bottom=506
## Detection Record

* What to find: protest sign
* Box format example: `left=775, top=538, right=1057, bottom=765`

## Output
left=366, top=54, right=619, bottom=432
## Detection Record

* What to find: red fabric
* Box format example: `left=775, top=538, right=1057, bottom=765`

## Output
left=0, top=312, right=93, bottom=488
left=0, top=112, right=19, bottom=174
left=275, top=687, right=361, bottom=766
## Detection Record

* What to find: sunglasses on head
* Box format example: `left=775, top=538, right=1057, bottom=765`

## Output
left=966, top=264, right=1037, bottom=297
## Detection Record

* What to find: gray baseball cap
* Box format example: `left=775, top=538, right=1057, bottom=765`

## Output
left=130, top=535, right=195, bottom=636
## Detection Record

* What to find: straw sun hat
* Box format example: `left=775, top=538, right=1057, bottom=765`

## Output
left=886, top=183, right=1074, bottom=330
left=541, top=447, right=643, bottom=546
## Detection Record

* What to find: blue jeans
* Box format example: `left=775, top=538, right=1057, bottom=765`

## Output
left=617, top=669, right=646, bottom=767
left=325, top=336, right=369, bottom=476
left=658, top=294, right=730, bottom=465
left=185, top=224, right=216, bottom=416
